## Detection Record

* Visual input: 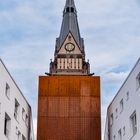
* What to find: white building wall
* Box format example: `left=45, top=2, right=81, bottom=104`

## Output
left=104, top=58, right=140, bottom=140
left=104, top=117, right=109, bottom=140
left=0, top=59, right=34, bottom=140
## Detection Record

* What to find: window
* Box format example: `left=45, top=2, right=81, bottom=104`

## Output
left=136, top=73, right=140, bottom=89
left=25, top=114, right=29, bottom=127
left=5, top=83, right=10, bottom=99
left=123, top=126, right=125, bottom=136
left=130, top=111, right=137, bottom=136
left=68, top=35, right=71, bottom=41
left=14, top=99, right=20, bottom=121
left=138, top=75, right=140, bottom=86
left=126, top=91, right=129, bottom=101
left=113, top=135, right=116, bottom=140
left=4, top=113, right=11, bottom=139
left=22, top=134, right=26, bottom=140
left=118, top=129, right=122, bottom=140
left=71, top=7, right=74, bottom=12
left=110, top=113, right=114, bottom=126
left=115, top=108, right=118, bottom=119
left=120, top=99, right=123, bottom=113
left=22, top=108, right=25, bottom=121
left=16, top=127, right=21, bottom=140
left=66, top=7, right=69, bottom=12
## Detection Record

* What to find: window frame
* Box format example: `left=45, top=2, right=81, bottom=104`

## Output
left=120, top=99, right=124, bottom=113
left=115, top=108, right=118, bottom=119
left=4, top=113, right=11, bottom=139
left=16, top=126, right=21, bottom=140
left=123, top=126, right=125, bottom=136
left=113, top=135, right=116, bottom=140
left=118, top=129, right=122, bottom=140
left=22, top=134, right=26, bottom=140
left=22, top=108, right=26, bottom=121
left=110, top=113, right=114, bottom=126
left=130, top=111, right=137, bottom=137
left=126, top=91, right=129, bottom=101
left=5, top=83, right=10, bottom=99
left=25, top=114, right=29, bottom=127
left=14, top=99, right=20, bottom=121
left=136, top=73, right=140, bottom=90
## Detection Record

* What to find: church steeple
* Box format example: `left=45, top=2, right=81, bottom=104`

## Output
left=49, top=0, right=90, bottom=75
left=57, top=0, right=84, bottom=52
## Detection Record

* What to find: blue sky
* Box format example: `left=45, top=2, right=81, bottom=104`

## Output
left=0, top=0, right=140, bottom=139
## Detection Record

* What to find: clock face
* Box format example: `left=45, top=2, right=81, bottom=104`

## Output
left=65, top=43, right=75, bottom=51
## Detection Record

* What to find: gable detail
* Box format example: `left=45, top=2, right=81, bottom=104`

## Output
left=58, top=33, right=82, bottom=55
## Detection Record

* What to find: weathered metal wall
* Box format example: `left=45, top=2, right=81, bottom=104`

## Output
left=37, top=76, right=101, bottom=140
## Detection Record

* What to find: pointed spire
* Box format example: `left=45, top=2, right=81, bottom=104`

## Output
left=55, top=0, right=84, bottom=52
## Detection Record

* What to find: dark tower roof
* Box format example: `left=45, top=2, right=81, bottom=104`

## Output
left=55, top=0, right=84, bottom=52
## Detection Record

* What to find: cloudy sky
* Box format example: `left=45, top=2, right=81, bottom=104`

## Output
left=0, top=0, right=140, bottom=139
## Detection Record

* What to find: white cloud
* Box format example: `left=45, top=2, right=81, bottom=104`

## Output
left=104, top=71, right=129, bottom=82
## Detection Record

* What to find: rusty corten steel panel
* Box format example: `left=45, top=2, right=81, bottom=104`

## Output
left=37, top=76, right=101, bottom=140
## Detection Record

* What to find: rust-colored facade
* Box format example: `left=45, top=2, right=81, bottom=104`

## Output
left=37, top=76, right=101, bottom=140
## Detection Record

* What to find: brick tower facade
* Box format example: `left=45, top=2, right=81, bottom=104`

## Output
left=37, top=0, right=101, bottom=140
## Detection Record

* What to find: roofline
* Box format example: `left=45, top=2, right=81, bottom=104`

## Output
left=0, top=58, right=31, bottom=108
left=108, top=57, right=140, bottom=109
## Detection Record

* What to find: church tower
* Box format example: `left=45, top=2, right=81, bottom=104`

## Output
left=37, top=0, right=101, bottom=140
left=50, top=0, right=90, bottom=75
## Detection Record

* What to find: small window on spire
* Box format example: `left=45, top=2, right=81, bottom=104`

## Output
left=66, top=7, right=69, bottom=12
left=68, top=35, right=71, bottom=41
left=71, top=7, right=74, bottom=12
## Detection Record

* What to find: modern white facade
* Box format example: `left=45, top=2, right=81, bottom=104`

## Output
left=0, top=59, right=34, bottom=140
left=104, top=58, right=140, bottom=140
